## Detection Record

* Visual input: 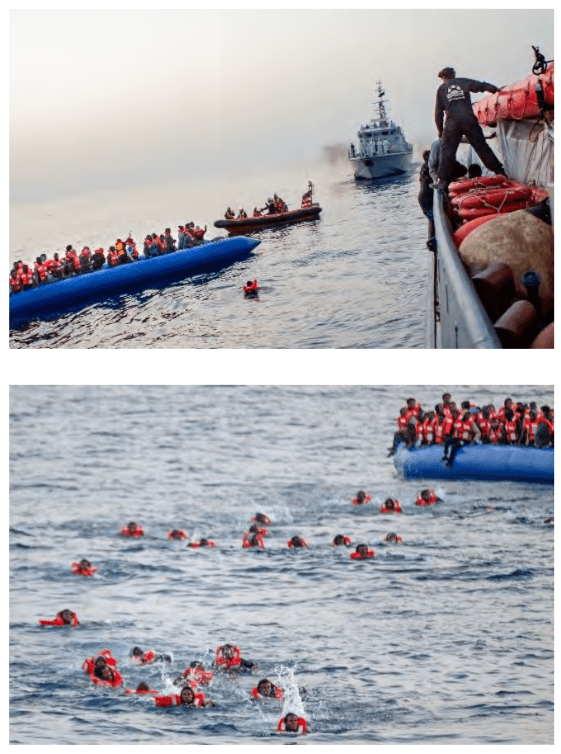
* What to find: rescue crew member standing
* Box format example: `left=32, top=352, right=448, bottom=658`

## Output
left=432, top=67, right=506, bottom=191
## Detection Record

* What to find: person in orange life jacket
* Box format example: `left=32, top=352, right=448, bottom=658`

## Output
left=383, top=531, right=401, bottom=544
left=106, top=246, right=119, bottom=267
left=333, top=534, right=352, bottom=546
left=9, top=269, right=23, bottom=294
left=498, top=398, right=514, bottom=421
left=19, top=264, right=35, bottom=289
left=64, top=245, right=82, bottom=274
left=253, top=207, right=262, bottom=217
left=251, top=513, right=272, bottom=525
left=405, top=397, right=423, bottom=421
left=179, top=661, right=214, bottom=686
left=78, top=247, right=92, bottom=273
left=177, top=226, right=186, bottom=250
left=188, top=538, right=216, bottom=548
left=89, top=248, right=105, bottom=270
left=121, top=521, right=144, bottom=536
left=252, top=678, right=283, bottom=700
left=214, top=644, right=255, bottom=672
left=155, top=684, right=212, bottom=707
left=351, top=543, right=375, bottom=559
left=92, top=663, right=124, bottom=687
left=288, top=535, right=308, bottom=548
left=388, top=407, right=415, bottom=456
left=353, top=490, right=371, bottom=505
left=243, top=531, right=265, bottom=549
left=380, top=498, right=401, bottom=513
left=34, top=257, right=49, bottom=284
left=168, top=529, right=187, bottom=540
left=244, top=279, right=259, bottom=294
left=520, top=410, right=539, bottom=446
left=189, top=222, right=206, bottom=241
left=500, top=409, right=521, bottom=445
left=46, top=253, right=63, bottom=278
left=417, top=411, right=436, bottom=446
left=442, top=408, right=480, bottom=466
left=163, top=228, right=176, bottom=252
left=535, top=406, right=554, bottom=447
left=278, top=713, right=307, bottom=734
left=432, top=67, right=505, bottom=192
left=125, top=237, right=138, bottom=261
left=131, top=646, right=172, bottom=664
left=72, top=558, right=97, bottom=576
left=82, top=652, right=116, bottom=676
left=39, top=608, right=80, bottom=626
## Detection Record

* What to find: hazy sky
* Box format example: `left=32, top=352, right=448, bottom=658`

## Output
left=10, top=8, right=554, bottom=203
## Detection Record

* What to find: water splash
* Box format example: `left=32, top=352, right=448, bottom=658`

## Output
left=275, top=664, right=305, bottom=718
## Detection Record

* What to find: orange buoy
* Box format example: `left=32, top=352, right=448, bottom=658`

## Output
left=452, top=214, right=501, bottom=247
left=457, top=199, right=532, bottom=219
left=452, top=185, right=532, bottom=209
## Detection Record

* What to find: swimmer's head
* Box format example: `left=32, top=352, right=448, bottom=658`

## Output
left=257, top=678, right=274, bottom=696
left=356, top=544, right=369, bottom=557
left=127, top=521, right=137, bottom=533
left=60, top=610, right=74, bottom=624
left=180, top=685, right=195, bottom=705
left=221, top=644, right=236, bottom=660
left=170, top=530, right=183, bottom=540
left=79, top=559, right=91, bottom=568
left=95, top=664, right=114, bottom=681
left=190, top=661, right=204, bottom=669
left=94, top=655, right=108, bottom=668
left=383, top=498, right=395, bottom=510
left=199, top=538, right=209, bottom=547
left=254, top=513, right=269, bottom=524
left=136, top=681, right=150, bottom=691
left=420, top=489, right=431, bottom=500
left=290, top=536, right=306, bottom=548
left=333, top=534, right=346, bottom=546
left=386, top=533, right=398, bottom=543
left=131, top=647, right=143, bottom=657
left=356, top=490, right=366, bottom=504
left=284, top=713, right=300, bottom=732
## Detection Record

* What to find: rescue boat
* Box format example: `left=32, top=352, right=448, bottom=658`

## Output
left=428, top=48, right=554, bottom=349
left=394, top=443, right=553, bottom=484
left=214, top=205, right=322, bottom=234
left=9, top=236, right=260, bottom=329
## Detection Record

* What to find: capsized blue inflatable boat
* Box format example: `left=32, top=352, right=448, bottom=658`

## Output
left=394, top=443, right=553, bottom=484
left=9, top=236, right=260, bottom=329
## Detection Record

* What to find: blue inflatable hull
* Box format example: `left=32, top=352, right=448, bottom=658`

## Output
left=10, top=236, right=260, bottom=329
left=394, top=443, right=553, bottom=484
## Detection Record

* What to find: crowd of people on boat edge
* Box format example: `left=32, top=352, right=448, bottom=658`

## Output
left=9, top=223, right=208, bottom=294
left=389, top=393, right=554, bottom=466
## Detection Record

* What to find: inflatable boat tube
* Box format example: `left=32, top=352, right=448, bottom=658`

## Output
left=10, top=236, right=260, bottom=329
left=394, top=443, right=553, bottom=484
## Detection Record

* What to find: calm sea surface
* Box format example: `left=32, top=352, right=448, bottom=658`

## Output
left=9, top=160, right=427, bottom=348
left=10, top=385, right=554, bottom=744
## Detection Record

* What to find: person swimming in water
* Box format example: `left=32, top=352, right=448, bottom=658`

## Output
left=168, top=529, right=187, bottom=540
left=188, top=538, right=216, bottom=548
left=175, top=661, right=214, bottom=688
left=39, top=609, right=80, bottom=626
left=214, top=644, right=256, bottom=672
left=287, top=535, right=308, bottom=548
left=277, top=712, right=307, bottom=734
left=415, top=489, right=443, bottom=506
left=380, top=498, right=402, bottom=513
left=332, top=534, right=352, bottom=546
left=383, top=533, right=403, bottom=543
left=131, top=647, right=171, bottom=664
left=352, top=490, right=372, bottom=505
left=251, top=513, right=272, bottom=525
left=92, top=663, right=124, bottom=687
left=251, top=678, right=283, bottom=699
left=124, top=681, right=160, bottom=695
left=350, top=543, right=375, bottom=559
left=154, top=684, right=213, bottom=707
left=121, top=521, right=144, bottom=536
left=71, top=558, right=97, bottom=576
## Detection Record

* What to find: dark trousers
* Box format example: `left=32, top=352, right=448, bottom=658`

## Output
left=437, top=115, right=504, bottom=182
left=443, top=437, right=465, bottom=464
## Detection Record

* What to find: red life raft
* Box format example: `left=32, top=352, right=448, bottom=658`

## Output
left=473, top=63, right=554, bottom=126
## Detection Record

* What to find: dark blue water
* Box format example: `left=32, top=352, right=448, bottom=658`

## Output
left=9, top=163, right=427, bottom=348
left=10, top=386, right=554, bottom=743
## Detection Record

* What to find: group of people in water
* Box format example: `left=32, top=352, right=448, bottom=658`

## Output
left=9, top=222, right=208, bottom=294
left=41, top=497, right=443, bottom=733
left=390, top=392, right=554, bottom=466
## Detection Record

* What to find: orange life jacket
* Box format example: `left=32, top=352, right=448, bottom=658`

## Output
left=277, top=717, right=307, bottom=734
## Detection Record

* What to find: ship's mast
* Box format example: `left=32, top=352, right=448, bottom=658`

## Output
left=374, top=81, right=388, bottom=124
